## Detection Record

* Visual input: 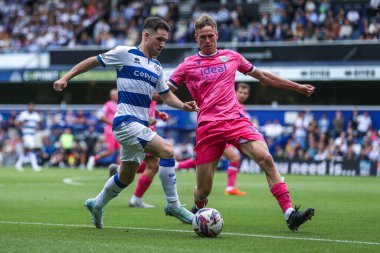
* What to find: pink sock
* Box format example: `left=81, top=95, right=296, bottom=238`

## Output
left=136, top=161, right=146, bottom=173
left=178, top=158, right=196, bottom=169
left=194, top=198, right=208, bottom=209
left=270, top=182, right=293, bottom=213
left=134, top=173, right=153, bottom=198
left=226, top=165, right=238, bottom=188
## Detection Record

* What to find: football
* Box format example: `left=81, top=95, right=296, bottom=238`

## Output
left=192, top=208, right=224, bottom=237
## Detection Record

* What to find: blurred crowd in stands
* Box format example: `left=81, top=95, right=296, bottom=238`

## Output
left=0, top=107, right=193, bottom=169
left=264, top=110, right=379, bottom=163
left=0, top=107, right=378, bottom=169
left=1, top=0, right=380, bottom=52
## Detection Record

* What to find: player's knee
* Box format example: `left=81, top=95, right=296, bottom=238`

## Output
left=258, top=154, right=275, bottom=171
left=229, top=156, right=240, bottom=164
left=146, top=159, right=159, bottom=175
left=159, top=143, right=174, bottom=158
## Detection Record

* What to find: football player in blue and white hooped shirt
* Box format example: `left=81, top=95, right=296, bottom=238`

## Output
left=15, top=102, right=42, bottom=172
left=53, top=17, right=199, bottom=228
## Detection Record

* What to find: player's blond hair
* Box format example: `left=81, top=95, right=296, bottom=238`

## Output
left=110, top=88, right=117, bottom=96
left=194, top=15, right=217, bottom=33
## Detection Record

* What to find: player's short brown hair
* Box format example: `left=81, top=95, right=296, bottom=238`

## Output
left=144, top=17, right=170, bottom=32
left=194, top=15, right=217, bottom=32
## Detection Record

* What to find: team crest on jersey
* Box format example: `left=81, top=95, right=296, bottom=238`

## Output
left=154, top=64, right=160, bottom=72
left=219, top=56, right=228, bottom=63
left=134, top=58, right=140, bottom=64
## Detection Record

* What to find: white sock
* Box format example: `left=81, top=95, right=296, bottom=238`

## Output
left=16, top=154, right=25, bottom=168
left=284, top=207, right=295, bottom=220
left=95, top=174, right=126, bottom=209
left=158, top=158, right=180, bottom=208
left=28, top=152, right=39, bottom=169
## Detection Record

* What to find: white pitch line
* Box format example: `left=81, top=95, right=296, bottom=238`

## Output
left=62, top=178, right=82, bottom=186
left=0, top=220, right=379, bottom=246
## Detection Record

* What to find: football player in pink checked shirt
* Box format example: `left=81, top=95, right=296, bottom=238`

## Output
left=167, top=15, right=315, bottom=231
left=176, top=83, right=251, bottom=196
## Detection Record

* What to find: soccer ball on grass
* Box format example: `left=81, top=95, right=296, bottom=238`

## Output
left=192, top=208, right=224, bottom=237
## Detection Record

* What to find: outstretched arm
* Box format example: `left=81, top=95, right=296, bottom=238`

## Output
left=160, top=91, right=199, bottom=112
left=155, top=109, right=169, bottom=121
left=53, top=56, right=101, bottom=92
left=248, top=69, right=315, bottom=97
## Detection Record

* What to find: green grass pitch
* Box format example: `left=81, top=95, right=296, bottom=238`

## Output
left=0, top=166, right=379, bottom=253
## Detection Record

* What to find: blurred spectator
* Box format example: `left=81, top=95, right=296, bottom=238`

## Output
left=334, top=132, right=348, bottom=155
left=231, top=5, right=249, bottom=29
left=368, top=19, right=380, bottom=38
left=294, top=111, right=308, bottom=148
left=346, top=5, right=360, bottom=27
left=306, top=136, right=318, bottom=160
left=369, top=0, right=380, bottom=16
left=71, top=140, right=86, bottom=169
left=348, top=109, right=359, bottom=133
left=332, top=110, right=345, bottom=138
left=263, top=119, right=283, bottom=141
left=39, top=136, right=57, bottom=167
left=65, top=109, right=77, bottom=127
left=318, top=112, right=330, bottom=134
left=86, top=110, right=98, bottom=126
left=314, top=142, right=328, bottom=161
left=84, top=124, right=98, bottom=160
left=357, top=111, right=372, bottom=137
left=75, top=110, right=87, bottom=128
left=274, top=144, right=286, bottom=159
left=59, top=128, right=75, bottom=167
left=339, top=18, right=353, bottom=39
left=94, top=18, right=111, bottom=39
left=174, top=142, right=194, bottom=161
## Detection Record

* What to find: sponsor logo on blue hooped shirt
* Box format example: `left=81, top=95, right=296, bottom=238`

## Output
left=133, top=70, right=158, bottom=83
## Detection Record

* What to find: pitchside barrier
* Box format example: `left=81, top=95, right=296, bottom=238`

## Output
left=239, top=157, right=379, bottom=177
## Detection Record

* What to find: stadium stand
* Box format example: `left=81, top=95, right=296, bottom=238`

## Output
left=1, top=0, right=379, bottom=52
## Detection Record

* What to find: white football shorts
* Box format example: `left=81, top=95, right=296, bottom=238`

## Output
left=113, top=121, right=157, bottom=164
left=22, top=135, right=36, bottom=149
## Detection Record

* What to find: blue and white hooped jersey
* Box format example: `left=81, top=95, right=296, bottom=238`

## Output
left=97, top=46, right=169, bottom=129
left=16, top=111, right=41, bottom=136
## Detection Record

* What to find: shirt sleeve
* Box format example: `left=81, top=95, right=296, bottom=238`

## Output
left=36, top=113, right=42, bottom=123
left=97, top=46, right=125, bottom=70
left=236, top=52, right=255, bottom=75
left=156, top=69, right=170, bottom=95
left=16, top=112, right=25, bottom=123
left=167, top=62, right=186, bottom=90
